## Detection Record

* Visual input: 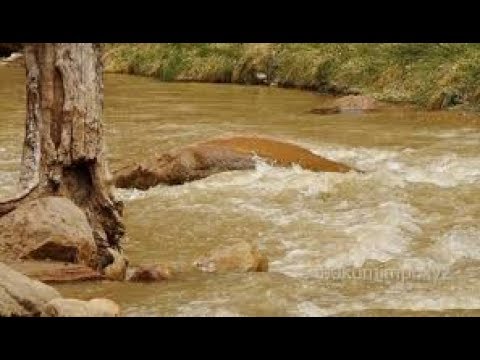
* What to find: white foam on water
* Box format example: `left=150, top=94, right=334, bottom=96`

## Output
left=414, top=128, right=477, bottom=139
left=311, top=143, right=480, bottom=187
left=114, top=141, right=479, bottom=289
left=176, top=299, right=241, bottom=317
left=295, top=301, right=370, bottom=317
left=402, top=155, right=480, bottom=187
left=0, top=171, right=19, bottom=197
left=296, top=278, right=480, bottom=316
left=324, top=202, right=422, bottom=268
left=272, top=201, right=423, bottom=277
left=116, top=159, right=283, bottom=204
left=396, top=257, right=446, bottom=273
left=119, top=158, right=336, bottom=208
left=310, top=145, right=401, bottom=172
left=115, top=148, right=428, bottom=280
left=359, top=282, right=480, bottom=312
left=427, top=227, right=480, bottom=265
left=115, top=188, right=151, bottom=201
left=296, top=301, right=334, bottom=317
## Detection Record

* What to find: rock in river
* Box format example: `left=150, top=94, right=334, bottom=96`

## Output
left=193, top=241, right=269, bottom=273
left=310, top=95, right=381, bottom=115
left=114, top=135, right=356, bottom=190
left=43, top=298, right=120, bottom=317
left=127, top=264, right=174, bottom=282
left=0, top=196, right=97, bottom=266
left=1, top=261, right=120, bottom=317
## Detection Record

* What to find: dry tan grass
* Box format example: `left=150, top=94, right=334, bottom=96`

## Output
left=104, top=43, right=480, bottom=109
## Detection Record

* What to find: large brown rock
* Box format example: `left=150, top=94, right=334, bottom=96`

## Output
left=200, top=136, right=353, bottom=173
left=114, top=145, right=255, bottom=190
left=310, top=95, right=381, bottom=115
left=114, top=136, right=355, bottom=190
left=43, top=298, right=120, bottom=317
left=127, top=264, right=174, bottom=282
left=0, top=262, right=61, bottom=316
left=193, top=241, right=269, bottom=273
left=0, top=197, right=97, bottom=266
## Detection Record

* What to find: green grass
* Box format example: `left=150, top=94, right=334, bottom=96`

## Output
left=104, top=43, right=480, bottom=109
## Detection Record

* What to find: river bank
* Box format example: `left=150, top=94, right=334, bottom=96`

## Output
left=103, top=43, right=480, bottom=111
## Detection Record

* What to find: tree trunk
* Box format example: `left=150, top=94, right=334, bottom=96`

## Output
left=0, top=43, right=125, bottom=270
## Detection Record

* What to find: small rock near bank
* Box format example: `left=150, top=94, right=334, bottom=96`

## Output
left=44, top=298, right=120, bottom=317
left=127, top=264, right=173, bottom=282
left=193, top=241, right=269, bottom=273
left=310, top=95, right=380, bottom=115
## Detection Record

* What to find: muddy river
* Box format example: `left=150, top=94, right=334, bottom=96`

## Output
left=1, top=66, right=480, bottom=316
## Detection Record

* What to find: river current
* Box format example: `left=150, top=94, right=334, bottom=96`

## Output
left=1, top=66, right=480, bottom=316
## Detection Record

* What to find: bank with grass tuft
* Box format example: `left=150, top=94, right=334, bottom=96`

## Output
left=104, top=43, right=480, bottom=110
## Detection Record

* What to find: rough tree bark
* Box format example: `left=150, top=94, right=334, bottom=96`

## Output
left=0, top=43, right=125, bottom=270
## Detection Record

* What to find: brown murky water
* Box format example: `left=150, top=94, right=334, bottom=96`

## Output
left=2, top=66, right=480, bottom=316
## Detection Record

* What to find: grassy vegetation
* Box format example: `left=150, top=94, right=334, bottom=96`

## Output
left=104, top=43, right=480, bottom=108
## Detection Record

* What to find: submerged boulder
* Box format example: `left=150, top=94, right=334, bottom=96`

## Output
left=310, top=95, right=381, bottom=115
left=0, top=197, right=97, bottom=266
left=114, top=136, right=355, bottom=190
left=193, top=241, right=269, bottom=273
